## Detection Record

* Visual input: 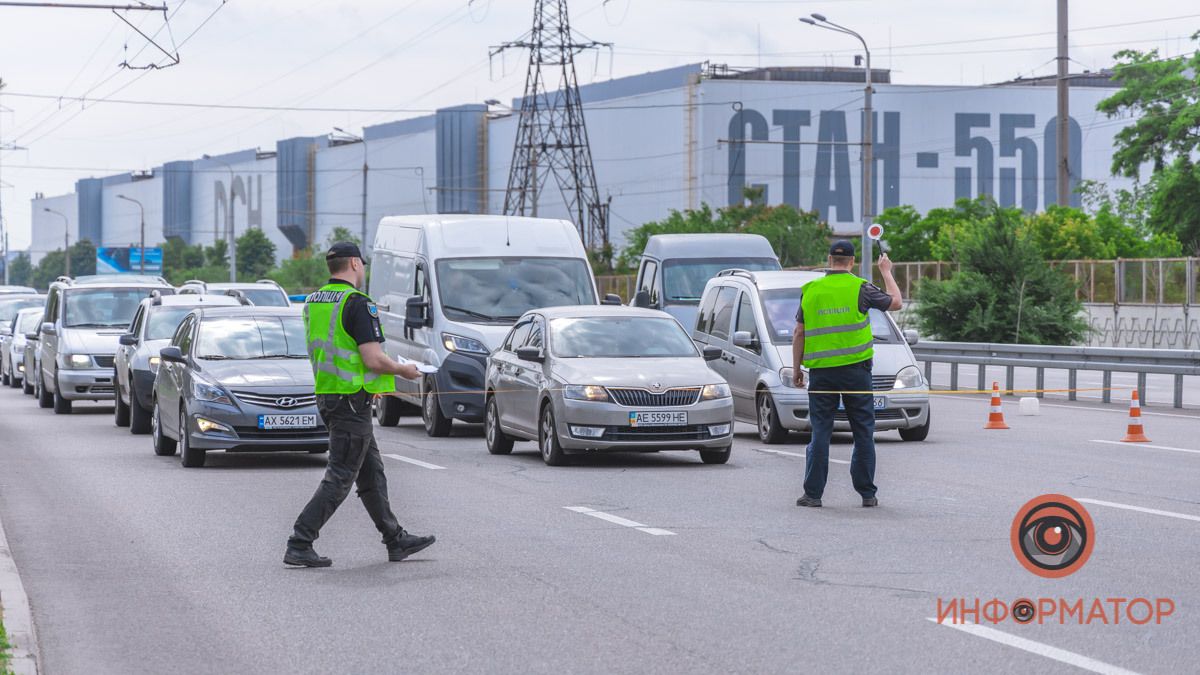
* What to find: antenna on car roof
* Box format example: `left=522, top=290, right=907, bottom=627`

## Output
left=505, top=217, right=511, bottom=247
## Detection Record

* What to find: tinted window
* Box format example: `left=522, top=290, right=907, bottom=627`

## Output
left=551, top=317, right=698, bottom=358
left=63, top=288, right=157, bottom=328
left=240, top=288, right=289, bottom=307
left=710, top=287, right=738, bottom=340
left=735, top=294, right=758, bottom=339
left=17, top=310, right=42, bottom=333
left=661, top=257, right=779, bottom=305
left=525, top=321, right=544, bottom=349
left=195, top=316, right=307, bottom=359
left=147, top=306, right=204, bottom=340
left=504, top=320, right=533, bottom=352
left=435, top=257, right=595, bottom=324
left=639, top=260, right=659, bottom=305
left=762, top=288, right=899, bottom=345
left=0, top=297, right=43, bottom=322
left=695, top=287, right=719, bottom=334
left=173, top=316, right=196, bottom=354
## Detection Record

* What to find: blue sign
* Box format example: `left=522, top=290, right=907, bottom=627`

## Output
left=97, top=247, right=163, bottom=275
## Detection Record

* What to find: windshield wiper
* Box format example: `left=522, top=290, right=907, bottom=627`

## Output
left=442, top=305, right=498, bottom=321
left=248, top=354, right=307, bottom=359
left=66, top=322, right=122, bottom=329
left=668, top=296, right=701, bottom=301
left=197, top=355, right=235, bottom=360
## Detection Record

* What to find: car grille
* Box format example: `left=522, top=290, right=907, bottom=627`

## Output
left=872, top=375, right=894, bottom=391
left=607, top=387, right=701, bottom=407
left=600, top=424, right=714, bottom=442
left=233, top=427, right=328, bottom=440
left=94, top=355, right=116, bottom=368
left=834, top=409, right=904, bottom=421
left=232, top=391, right=317, bottom=409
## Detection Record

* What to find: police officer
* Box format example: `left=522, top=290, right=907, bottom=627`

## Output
left=791, top=240, right=902, bottom=508
left=284, top=242, right=436, bottom=567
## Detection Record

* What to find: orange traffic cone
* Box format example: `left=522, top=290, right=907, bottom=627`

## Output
left=984, top=381, right=1009, bottom=430
left=1120, top=389, right=1150, bottom=443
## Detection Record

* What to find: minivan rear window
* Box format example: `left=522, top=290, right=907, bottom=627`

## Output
left=435, top=257, right=595, bottom=324
left=761, top=289, right=900, bottom=345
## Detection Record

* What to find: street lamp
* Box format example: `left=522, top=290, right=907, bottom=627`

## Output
left=116, top=194, right=145, bottom=273
left=333, top=127, right=368, bottom=253
left=800, top=13, right=874, bottom=280
left=43, top=207, right=70, bottom=277
left=202, top=154, right=238, bottom=282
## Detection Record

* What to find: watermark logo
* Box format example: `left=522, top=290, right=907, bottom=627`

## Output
left=1011, top=494, right=1095, bottom=578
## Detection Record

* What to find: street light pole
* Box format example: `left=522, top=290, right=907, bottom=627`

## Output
left=116, top=194, right=145, bottom=273
left=202, top=154, right=237, bottom=282
left=801, top=13, right=874, bottom=280
left=43, top=207, right=69, bottom=277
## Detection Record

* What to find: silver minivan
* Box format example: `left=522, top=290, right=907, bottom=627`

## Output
left=693, top=270, right=930, bottom=443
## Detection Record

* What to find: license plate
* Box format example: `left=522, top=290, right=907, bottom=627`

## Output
left=258, top=414, right=317, bottom=430
left=837, top=397, right=887, bottom=411
left=629, top=411, right=687, bottom=427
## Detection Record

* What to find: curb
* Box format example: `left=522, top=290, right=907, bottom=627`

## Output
left=0, top=510, right=39, bottom=675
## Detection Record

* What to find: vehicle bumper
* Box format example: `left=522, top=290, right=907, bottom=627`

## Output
left=57, top=367, right=116, bottom=400
left=554, top=396, right=734, bottom=452
left=771, top=386, right=930, bottom=431
left=433, top=351, right=487, bottom=423
left=185, top=407, right=329, bottom=451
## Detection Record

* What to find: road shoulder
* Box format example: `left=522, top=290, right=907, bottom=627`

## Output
left=0, top=509, right=40, bottom=675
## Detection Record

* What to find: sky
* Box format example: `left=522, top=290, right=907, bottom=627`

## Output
left=1, top=0, right=1198, bottom=252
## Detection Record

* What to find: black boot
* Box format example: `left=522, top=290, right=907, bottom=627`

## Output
left=387, top=531, right=436, bottom=562
left=284, top=547, right=332, bottom=567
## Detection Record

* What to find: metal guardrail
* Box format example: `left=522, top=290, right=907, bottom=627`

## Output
left=912, top=341, right=1200, bottom=409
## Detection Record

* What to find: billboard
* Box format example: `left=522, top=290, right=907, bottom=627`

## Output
left=97, top=247, right=163, bottom=275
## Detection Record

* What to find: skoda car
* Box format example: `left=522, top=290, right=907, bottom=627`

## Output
left=693, top=269, right=930, bottom=444
left=4, top=307, right=45, bottom=389
left=114, top=293, right=240, bottom=433
left=151, top=306, right=327, bottom=468
left=1, top=295, right=45, bottom=386
left=485, top=306, right=734, bottom=466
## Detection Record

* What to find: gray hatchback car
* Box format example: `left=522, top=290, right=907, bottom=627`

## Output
left=151, top=306, right=328, bottom=467
left=485, top=305, right=734, bottom=465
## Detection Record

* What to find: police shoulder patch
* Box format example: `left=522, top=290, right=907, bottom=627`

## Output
left=367, top=303, right=379, bottom=318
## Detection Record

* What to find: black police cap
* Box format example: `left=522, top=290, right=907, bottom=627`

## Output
left=325, top=242, right=363, bottom=261
left=829, top=239, right=855, bottom=257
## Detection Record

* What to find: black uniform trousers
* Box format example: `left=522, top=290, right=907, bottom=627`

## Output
left=289, top=390, right=403, bottom=549
left=803, top=359, right=879, bottom=500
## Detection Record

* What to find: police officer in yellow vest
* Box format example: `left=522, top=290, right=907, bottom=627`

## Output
left=792, top=240, right=902, bottom=508
left=285, top=242, right=436, bottom=567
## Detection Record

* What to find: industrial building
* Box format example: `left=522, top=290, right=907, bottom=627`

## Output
left=28, top=63, right=1131, bottom=262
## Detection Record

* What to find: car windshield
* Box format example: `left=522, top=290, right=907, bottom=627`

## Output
left=551, top=317, right=698, bottom=358
left=195, top=316, right=307, bottom=359
left=63, top=288, right=156, bottom=328
left=0, top=297, right=43, bottom=322
left=435, top=257, right=595, bottom=323
left=240, top=288, right=289, bottom=307
left=761, top=289, right=900, bottom=345
left=146, top=307, right=201, bottom=340
left=662, top=258, right=780, bottom=305
left=16, top=310, right=42, bottom=333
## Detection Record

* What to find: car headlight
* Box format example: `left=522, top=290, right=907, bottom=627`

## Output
left=700, top=383, right=731, bottom=400
left=893, top=365, right=925, bottom=390
left=563, top=384, right=610, bottom=402
left=148, top=356, right=161, bottom=373
left=779, top=367, right=796, bottom=388
left=442, top=333, right=489, bottom=354
left=64, top=353, right=92, bottom=368
left=192, top=377, right=233, bottom=405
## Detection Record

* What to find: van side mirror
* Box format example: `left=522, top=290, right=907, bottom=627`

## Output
left=159, top=346, right=185, bottom=363
left=732, top=331, right=759, bottom=350
left=119, top=334, right=138, bottom=346
left=405, top=296, right=429, bottom=330
left=40, top=322, right=56, bottom=336
left=904, top=329, right=919, bottom=345
left=633, top=289, right=652, bottom=308
left=515, top=346, right=544, bottom=363
left=601, top=293, right=622, bottom=306
left=702, top=346, right=723, bottom=361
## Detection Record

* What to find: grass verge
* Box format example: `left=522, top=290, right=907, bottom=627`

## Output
left=0, top=609, right=11, bottom=675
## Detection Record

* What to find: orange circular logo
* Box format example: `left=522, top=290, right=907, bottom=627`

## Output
left=1011, top=494, right=1095, bottom=578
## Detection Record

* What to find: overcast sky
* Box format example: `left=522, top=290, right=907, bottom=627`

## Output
left=1, top=0, right=1197, bottom=251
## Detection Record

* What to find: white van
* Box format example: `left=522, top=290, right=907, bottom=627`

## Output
left=368, top=215, right=612, bottom=436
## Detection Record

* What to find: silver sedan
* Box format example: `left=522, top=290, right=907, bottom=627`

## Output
left=485, top=306, right=735, bottom=466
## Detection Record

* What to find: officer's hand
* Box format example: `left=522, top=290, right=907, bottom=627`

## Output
left=397, top=363, right=421, bottom=380
left=878, top=252, right=894, bottom=276
left=793, top=369, right=805, bottom=388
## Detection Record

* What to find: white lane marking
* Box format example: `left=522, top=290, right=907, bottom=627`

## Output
left=564, top=506, right=676, bottom=536
left=755, top=447, right=851, bottom=465
left=1077, top=498, right=1200, bottom=523
left=1088, top=440, right=1200, bottom=456
left=926, top=619, right=1142, bottom=675
left=383, top=453, right=446, bottom=470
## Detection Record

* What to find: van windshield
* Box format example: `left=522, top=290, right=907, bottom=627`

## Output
left=435, top=257, right=595, bottom=323
left=63, top=288, right=157, bottom=328
left=760, top=289, right=900, bottom=345
left=662, top=258, right=779, bottom=305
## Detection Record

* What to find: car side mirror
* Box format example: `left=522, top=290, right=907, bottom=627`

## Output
left=159, top=346, right=185, bottom=363
left=515, top=346, right=544, bottom=363
left=904, top=329, right=919, bottom=346
left=633, top=289, right=651, bottom=308
left=404, top=296, right=429, bottom=330
left=601, top=293, right=622, bottom=306
left=25, top=332, right=39, bottom=341
left=40, top=322, right=56, bottom=336
left=119, top=334, right=138, bottom=346
left=702, top=346, right=723, bottom=361
left=732, top=330, right=759, bottom=349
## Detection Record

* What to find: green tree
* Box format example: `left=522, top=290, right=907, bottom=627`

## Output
left=913, top=203, right=1088, bottom=345
left=325, top=226, right=361, bottom=249
left=236, top=228, right=277, bottom=280
left=32, top=249, right=68, bottom=289
left=7, top=252, right=32, bottom=287
left=206, top=239, right=229, bottom=269
left=69, top=239, right=97, bottom=277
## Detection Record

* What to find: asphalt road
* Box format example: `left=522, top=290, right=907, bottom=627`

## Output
left=1, top=382, right=1198, bottom=674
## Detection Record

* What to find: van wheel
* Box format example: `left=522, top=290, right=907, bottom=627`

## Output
left=129, top=381, right=152, bottom=434
left=539, top=404, right=568, bottom=466
left=700, top=446, right=732, bottom=464
left=114, top=372, right=131, bottom=427
left=52, top=370, right=72, bottom=414
left=757, top=390, right=787, bottom=444
left=899, top=410, right=931, bottom=442
left=375, top=394, right=412, bottom=427
left=152, top=399, right=177, bottom=456
left=485, top=396, right=513, bottom=455
left=179, top=408, right=206, bottom=468
left=422, top=376, right=452, bottom=437
left=37, top=371, right=52, bottom=408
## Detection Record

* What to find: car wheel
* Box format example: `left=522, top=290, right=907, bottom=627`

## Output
left=700, top=446, right=732, bottom=465
left=129, top=381, right=152, bottom=434
left=37, top=370, right=53, bottom=408
left=422, top=376, right=452, bottom=437
left=152, top=399, right=177, bottom=456
left=2, top=366, right=10, bottom=387
left=757, top=390, right=787, bottom=444
left=114, top=372, right=131, bottom=427
left=485, top=396, right=514, bottom=455
left=538, top=404, right=568, bottom=466
left=899, top=409, right=931, bottom=442
left=22, top=370, right=34, bottom=395
left=375, top=394, right=409, bottom=427
left=179, top=408, right=206, bottom=468
left=52, top=370, right=72, bottom=414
